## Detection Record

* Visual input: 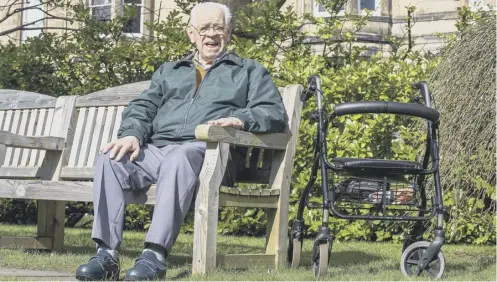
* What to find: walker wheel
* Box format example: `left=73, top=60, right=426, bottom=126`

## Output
left=288, top=238, right=302, bottom=267
left=312, top=241, right=331, bottom=278
left=400, top=241, right=445, bottom=279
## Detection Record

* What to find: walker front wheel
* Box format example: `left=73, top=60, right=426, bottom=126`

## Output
left=400, top=241, right=445, bottom=279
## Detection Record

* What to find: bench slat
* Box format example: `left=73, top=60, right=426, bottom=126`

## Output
left=29, top=109, right=46, bottom=167
left=1, top=111, right=13, bottom=166
left=1, top=111, right=13, bottom=133
left=0, top=111, right=5, bottom=134
left=20, top=109, right=38, bottom=166
left=87, top=107, right=106, bottom=166
left=60, top=166, right=93, bottom=179
left=0, top=179, right=153, bottom=204
left=0, top=167, right=40, bottom=178
left=0, top=131, right=65, bottom=151
left=12, top=109, right=30, bottom=166
left=36, top=108, right=54, bottom=166
left=3, top=110, right=21, bottom=166
left=77, top=107, right=96, bottom=167
left=99, top=106, right=115, bottom=152
left=111, top=106, right=124, bottom=141
left=220, top=186, right=279, bottom=196
left=257, top=149, right=265, bottom=168
left=243, top=148, right=252, bottom=168
left=0, top=90, right=56, bottom=110
left=74, top=81, right=149, bottom=107
left=68, top=108, right=87, bottom=167
left=0, top=112, right=4, bottom=163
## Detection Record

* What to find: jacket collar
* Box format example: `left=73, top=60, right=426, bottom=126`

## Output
left=173, top=51, right=243, bottom=69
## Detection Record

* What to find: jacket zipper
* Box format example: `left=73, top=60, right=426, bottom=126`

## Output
left=176, top=66, right=212, bottom=138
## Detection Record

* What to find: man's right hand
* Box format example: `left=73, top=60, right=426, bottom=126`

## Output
left=101, top=136, right=140, bottom=162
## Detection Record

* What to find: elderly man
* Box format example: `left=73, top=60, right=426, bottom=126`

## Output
left=75, top=2, right=286, bottom=281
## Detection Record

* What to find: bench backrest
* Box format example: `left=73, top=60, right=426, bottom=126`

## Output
left=0, top=90, right=58, bottom=178
left=58, top=81, right=300, bottom=187
left=59, top=81, right=148, bottom=180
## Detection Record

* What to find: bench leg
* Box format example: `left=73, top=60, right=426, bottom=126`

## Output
left=37, top=200, right=65, bottom=252
left=265, top=205, right=287, bottom=268
left=192, top=142, right=229, bottom=276
left=265, top=208, right=276, bottom=250
left=267, top=150, right=292, bottom=269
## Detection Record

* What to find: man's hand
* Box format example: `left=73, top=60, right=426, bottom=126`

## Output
left=101, top=136, right=140, bottom=162
left=207, top=117, right=244, bottom=130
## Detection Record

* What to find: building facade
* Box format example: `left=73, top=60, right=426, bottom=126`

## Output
left=295, top=0, right=496, bottom=54
left=0, top=0, right=495, bottom=52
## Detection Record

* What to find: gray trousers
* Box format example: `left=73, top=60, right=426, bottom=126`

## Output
left=91, top=142, right=208, bottom=251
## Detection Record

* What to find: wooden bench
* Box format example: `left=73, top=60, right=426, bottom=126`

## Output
left=0, top=90, right=76, bottom=251
left=0, top=82, right=303, bottom=275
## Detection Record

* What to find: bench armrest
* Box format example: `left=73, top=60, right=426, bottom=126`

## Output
left=195, top=124, right=288, bottom=150
left=0, top=130, right=65, bottom=151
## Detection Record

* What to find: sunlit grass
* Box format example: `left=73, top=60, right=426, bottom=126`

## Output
left=0, top=224, right=494, bottom=281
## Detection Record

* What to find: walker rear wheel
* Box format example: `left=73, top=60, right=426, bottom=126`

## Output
left=288, top=238, right=302, bottom=267
left=312, top=241, right=331, bottom=278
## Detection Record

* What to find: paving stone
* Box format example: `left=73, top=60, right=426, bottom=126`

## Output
left=0, top=267, right=76, bottom=281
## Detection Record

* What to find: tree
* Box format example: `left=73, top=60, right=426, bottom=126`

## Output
left=0, top=0, right=289, bottom=40
left=0, top=0, right=79, bottom=37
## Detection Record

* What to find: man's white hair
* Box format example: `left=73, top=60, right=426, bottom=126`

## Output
left=190, top=2, right=233, bottom=26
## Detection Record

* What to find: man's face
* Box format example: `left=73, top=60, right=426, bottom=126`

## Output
left=187, top=7, right=229, bottom=62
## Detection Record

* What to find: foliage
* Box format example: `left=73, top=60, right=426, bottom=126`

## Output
left=0, top=199, right=37, bottom=225
left=0, top=3, right=191, bottom=95
left=0, top=0, right=494, bottom=245
left=427, top=16, right=496, bottom=244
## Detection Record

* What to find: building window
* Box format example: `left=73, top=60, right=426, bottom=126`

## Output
left=313, top=1, right=381, bottom=17
left=122, top=0, right=144, bottom=36
left=89, top=0, right=112, bottom=22
left=313, top=2, right=345, bottom=17
left=21, top=0, right=45, bottom=41
left=88, top=0, right=144, bottom=36
left=359, top=0, right=381, bottom=16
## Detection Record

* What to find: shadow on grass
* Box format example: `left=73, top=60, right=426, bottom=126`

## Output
left=111, top=237, right=265, bottom=259
left=298, top=250, right=382, bottom=268
left=20, top=245, right=95, bottom=256
left=55, top=241, right=264, bottom=268
left=447, top=258, right=496, bottom=273
left=169, top=270, right=191, bottom=280
left=19, top=240, right=383, bottom=270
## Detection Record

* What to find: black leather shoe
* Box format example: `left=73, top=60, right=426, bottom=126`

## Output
left=124, top=251, right=166, bottom=281
left=76, top=250, right=120, bottom=281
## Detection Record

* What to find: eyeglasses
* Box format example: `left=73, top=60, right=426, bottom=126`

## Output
left=191, top=24, right=227, bottom=36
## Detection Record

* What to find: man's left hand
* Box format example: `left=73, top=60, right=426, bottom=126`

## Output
left=207, top=117, right=244, bottom=130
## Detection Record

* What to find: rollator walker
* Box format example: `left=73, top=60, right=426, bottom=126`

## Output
left=288, top=76, right=446, bottom=278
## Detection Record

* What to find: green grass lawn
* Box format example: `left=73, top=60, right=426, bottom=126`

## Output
left=0, top=224, right=495, bottom=281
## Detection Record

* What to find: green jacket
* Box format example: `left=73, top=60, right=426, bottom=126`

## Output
left=117, top=52, right=287, bottom=147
